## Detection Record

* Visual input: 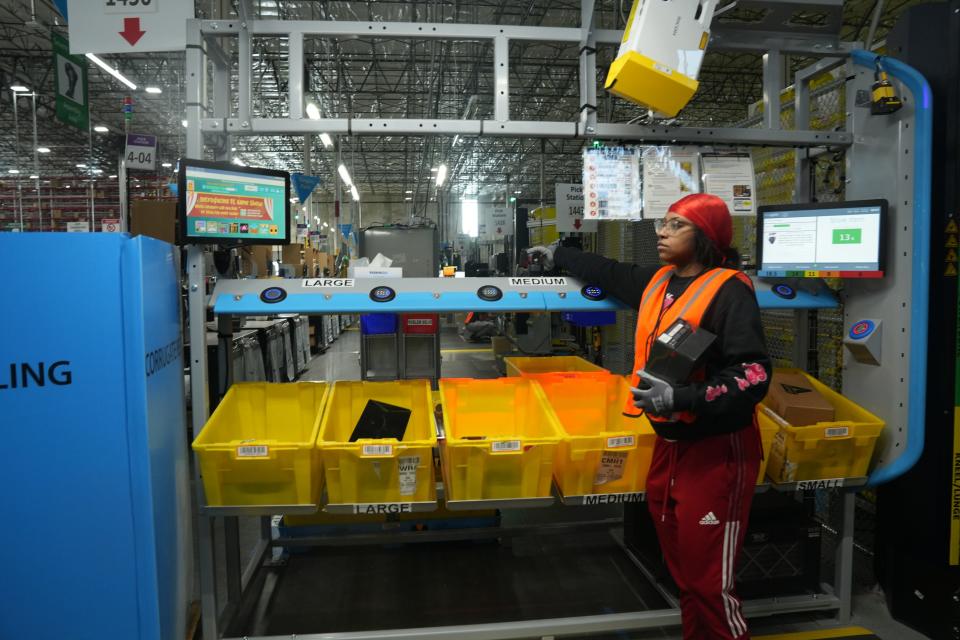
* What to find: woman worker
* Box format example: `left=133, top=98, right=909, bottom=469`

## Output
left=531, top=193, right=772, bottom=640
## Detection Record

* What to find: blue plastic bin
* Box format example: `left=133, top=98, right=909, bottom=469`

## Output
left=360, top=314, right=398, bottom=335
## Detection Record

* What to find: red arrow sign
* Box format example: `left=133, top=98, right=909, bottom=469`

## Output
left=573, top=219, right=582, bottom=230
left=120, top=17, right=146, bottom=46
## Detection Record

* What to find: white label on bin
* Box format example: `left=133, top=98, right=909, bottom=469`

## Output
left=353, top=503, right=414, bottom=515
left=824, top=427, right=849, bottom=438
left=594, top=450, right=628, bottom=485
left=581, top=492, right=645, bottom=505
left=796, top=478, right=845, bottom=490
left=237, top=445, right=269, bottom=458
left=362, top=444, right=394, bottom=457
left=398, top=456, right=420, bottom=496
left=302, top=278, right=355, bottom=288
left=491, top=440, right=522, bottom=453
left=606, top=435, right=635, bottom=449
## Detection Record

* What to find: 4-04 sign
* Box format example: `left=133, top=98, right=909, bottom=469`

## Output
left=125, top=133, right=156, bottom=170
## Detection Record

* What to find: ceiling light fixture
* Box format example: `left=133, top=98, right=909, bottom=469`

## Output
left=430, top=167, right=438, bottom=172
left=405, top=197, right=412, bottom=201
left=145, top=86, right=162, bottom=94
left=91, top=169, right=103, bottom=174
left=94, top=125, right=109, bottom=133
left=29, top=174, right=39, bottom=179
left=181, top=120, right=188, bottom=128
left=452, top=135, right=460, bottom=146
left=109, top=175, right=117, bottom=179
left=36, top=147, right=50, bottom=153
left=405, top=190, right=413, bottom=194
left=305, top=102, right=321, bottom=120
left=8, top=169, right=20, bottom=174
left=161, top=162, right=172, bottom=168
left=350, top=185, right=359, bottom=201
left=232, top=158, right=246, bottom=166
left=10, top=85, right=28, bottom=92
left=337, top=164, right=352, bottom=186
left=76, top=163, right=87, bottom=168
left=85, top=53, right=137, bottom=90
left=319, top=132, right=333, bottom=148
left=435, top=164, right=448, bottom=187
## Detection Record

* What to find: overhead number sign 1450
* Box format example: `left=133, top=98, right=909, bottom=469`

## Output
left=105, top=0, right=158, bottom=13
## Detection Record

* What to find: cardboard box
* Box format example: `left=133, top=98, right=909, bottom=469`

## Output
left=239, top=245, right=276, bottom=277
left=282, top=243, right=306, bottom=266
left=130, top=200, right=176, bottom=244
left=765, top=372, right=835, bottom=426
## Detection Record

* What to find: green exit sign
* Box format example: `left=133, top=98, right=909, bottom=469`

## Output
left=833, top=228, right=862, bottom=244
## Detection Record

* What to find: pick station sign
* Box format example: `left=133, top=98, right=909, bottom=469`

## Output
left=67, top=0, right=194, bottom=55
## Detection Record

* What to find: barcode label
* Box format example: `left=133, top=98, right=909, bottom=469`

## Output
left=491, top=440, right=521, bottom=453
left=824, top=427, right=849, bottom=438
left=362, top=444, right=394, bottom=457
left=237, top=445, right=268, bottom=458
left=607, top=435, right=636, bottom=449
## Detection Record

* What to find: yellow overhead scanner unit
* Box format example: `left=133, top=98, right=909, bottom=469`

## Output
left=605, top=0, right=717, bottom=117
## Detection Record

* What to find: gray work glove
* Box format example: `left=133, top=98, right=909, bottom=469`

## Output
left=630, top=371, right=675, bottom=416
left=527, top=241, right=559, bottom=270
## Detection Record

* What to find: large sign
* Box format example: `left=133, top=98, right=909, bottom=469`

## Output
left=52, top=32, right=89, bottom=132
left=582, top=147, right=642, bottom=221
left=67, top=0, right=194, bottom=55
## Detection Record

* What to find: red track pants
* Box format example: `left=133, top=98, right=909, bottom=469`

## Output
left=646, top=426, right=762, bottom=640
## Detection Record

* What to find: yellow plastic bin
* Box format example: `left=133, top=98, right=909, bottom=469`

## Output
left=192, top=382, right=329, bottom=507
left=440, top=377, right=564, bottom=501
left=504, top=355, right=607, bottom=377
left=761, top=369, right=885, bottom=483
left=317, top=380, right=437, bottom=506
left=756, top=411, right=778, bottom=484
left=533, top=372, right=655, bottom=496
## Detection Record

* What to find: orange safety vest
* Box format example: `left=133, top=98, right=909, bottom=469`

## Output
left=624, top=266, right=754, bottom=421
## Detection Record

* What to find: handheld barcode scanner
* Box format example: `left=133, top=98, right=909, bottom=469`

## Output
left=636, top=319, right=717, bottom=388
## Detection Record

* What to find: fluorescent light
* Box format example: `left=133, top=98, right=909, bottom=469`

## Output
left=36, top=147, right=50, bottom=153
left=85, top=53, right=137, bottom=90
left=8, top=169, right=20, bottom=174
left=290, top=198, right=297, bottom=204
left=109, top=175, right=117, bottom=179
left=452, top=134, right=460, bottom=146
left=94, top=125, right=109, bottom=133
left=29, top=174, right=38, bottom=179
left=323, top=222, right=329, bottom=228
left=405, top=197, right=412, bottom=201
left=65, top=184, right=71, bottom=188
left=430, top=167, right=438, bottom=172
left=231, top=147, right=237, bottom=152
left=161, top=162, right=172, bottom=168
left=92, top=168, right=103, bottom=174
left=145, top=86, right=162, bottom=94
left=76, top=163, right=87, bottom=168
left=232, top=158, right=245, bottom=166
left=337, top=164, right=352, bottom=186
left=436, top=164, right=448, bottom=187
left=306, top=102, right=321, bottom=120
left=350, top=185, right=359, bottom=201
left=405, top=190, right=413, bottom=194
left=514, top=190, right=522, bottom=194
left=181, top=120, right=188, bottom=128
left=319, top=132, right=333, bottom=148
left=10, top=85, right=28, bottom=92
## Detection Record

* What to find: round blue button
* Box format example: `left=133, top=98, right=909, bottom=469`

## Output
left=477, top=285, right=503, bottom=301
left=369, top=286, right=396, bottom=302
left=849, top=320, right=875, bottom=340
left=772, top=284, right=796, bottom=300
left=259, top=287, right=287, bottom=303
left=581, top=285, right=606, bottom=301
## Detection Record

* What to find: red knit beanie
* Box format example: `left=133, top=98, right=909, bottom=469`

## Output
left=669, top=193, right=733, bottom=251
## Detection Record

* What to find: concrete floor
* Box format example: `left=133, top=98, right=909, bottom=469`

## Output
left=202, top=322, right=932, bottom=640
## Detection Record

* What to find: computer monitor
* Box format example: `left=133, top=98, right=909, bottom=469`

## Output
left=756, top=199, right=887, bottom=278
left=177, top=159, right=291, bottom=246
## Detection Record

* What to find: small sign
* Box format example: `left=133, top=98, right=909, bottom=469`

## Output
left=555, top=183, right=597, bottom=232
left=67, top=0, right=194, bottom=55
left=582, top=147, right=642, bottom=220
left=302, top=278, right=355, bottom=288
left=508, top=277, right=567, bottom=287
left=101, top=218, right=121, bottom=233
left=66, top=221, right=89, bottom=232
left=491, top=440, right=521, bottom=453
left=362, top=444, right=393, bottom=457
left=125, top=133, right=157, bottom=171
left=237, top=445, right=268, bottom=458
left=606, top=435, right=636, bottom=449
left=291, top=173, right=321, bottom=203
left=795, top=478, right=845, bottom=490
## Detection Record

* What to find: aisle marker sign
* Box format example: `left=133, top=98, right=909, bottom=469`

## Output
left=52, top=32, right=89, bottom=132
left=555, top=183, right=597, bottom=232
left=125, top=134, right=157, bottom=171
left=67, top=0, right=194, bottom=55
